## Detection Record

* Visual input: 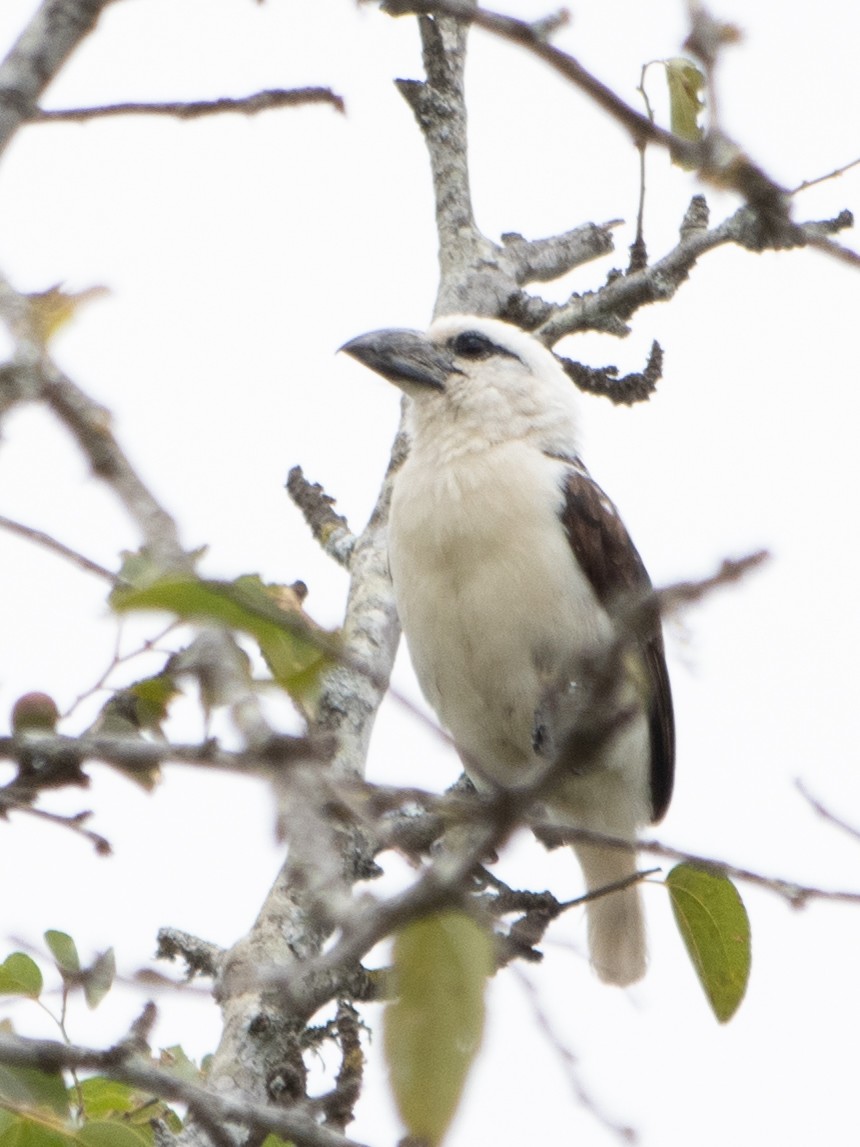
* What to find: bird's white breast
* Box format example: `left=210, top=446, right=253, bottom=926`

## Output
left=389, top=440, right=614, bottom=787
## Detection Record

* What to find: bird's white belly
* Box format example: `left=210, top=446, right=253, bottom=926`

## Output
left=389, top=443, right=613, bottom=787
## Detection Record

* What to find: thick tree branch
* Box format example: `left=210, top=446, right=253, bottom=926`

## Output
left=396, top=8, right=500, bottom=316
left=394, top=6, right=617, bottom=318
left=0, top=0, right=112, bottom=160
left=311, top=429, right=405, bottom=780
left=0, top=1032, right=369, bottom=1147
left=185, top=432, right=405, bottom=1145
left=0, top=732, right=319, bottom=776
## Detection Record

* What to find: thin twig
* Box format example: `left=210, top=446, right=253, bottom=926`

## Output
left=62, top=620, right=181, bottom=721
left=31, top=88, right=345, bottom=123
left=0, top=791, right=111, bottom=854
left=791, top=155, right=860, bottom=195
left=512, top=966, right=637, bottom=1143
left=0, top=513, right=115, bottom=581
left=796, top=780, right=860, bottom=844
left=538, top=823, right=860, bottom=908
left=657, top=551, right=770, bottom=612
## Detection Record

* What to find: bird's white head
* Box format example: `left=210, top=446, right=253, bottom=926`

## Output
left=341, top=315, right=580, bottom=460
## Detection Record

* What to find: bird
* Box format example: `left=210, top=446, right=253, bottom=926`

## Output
left=342, top=314, right=674, bottom=985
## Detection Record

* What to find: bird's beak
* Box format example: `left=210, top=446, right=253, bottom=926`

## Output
left=340, top=329, right=455, bottom=391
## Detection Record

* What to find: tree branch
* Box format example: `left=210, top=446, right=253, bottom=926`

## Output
left=396, top=6, right=499, bottom=316
left=536, top=201, right=853, bottom=344
left=792, top=155, right=860, bottom=195
left=558, top=340, right=663, bottom=405
left=393, top=5, right=617, bottom=318
left=286, top=466, right=355, bottom=568
left=0, top=272, right=285, bottom=751
left=39, top=364, right=187, bottom=568
left=156, top=928, right=225, bottom=980
left=0, top=731, right=320, bottom=777
left=0, top=514, right=115, bottom=581
left=0, top=0, right=112, bottom=160
left=0, top=790, right=111, bottom=853
left=538, top=823, right=860, bottom=909
left=795, top=780, right=860, bottom=845
left=0, top=1031, right=370, bottom=1147
left=511, top=965, right=637, bottom=1143
left=383, top=0, right=860, bottom=275
left=184, top=430, right=406, bottom=1145
left=31, top=88, right=345, bottom=123
left=500, top=222, right=620, bottom=285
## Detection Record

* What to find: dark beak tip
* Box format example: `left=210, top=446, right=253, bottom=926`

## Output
left=338, top=328, right=449, bottom=390
left=338, top=329, right=396, bottom=365
left=338, top=334, right=364, bottom=359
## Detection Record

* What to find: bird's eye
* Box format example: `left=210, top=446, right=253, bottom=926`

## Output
left=451, top=331, right=495, bottom=359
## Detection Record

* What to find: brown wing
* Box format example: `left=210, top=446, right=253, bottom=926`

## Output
left=555, top=455, right=675, bottom=822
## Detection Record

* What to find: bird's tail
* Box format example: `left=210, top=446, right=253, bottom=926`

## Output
left=573, top=840, right=646, bottom=986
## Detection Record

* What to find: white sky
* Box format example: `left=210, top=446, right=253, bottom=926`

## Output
left=1, top=1, right=860, bottom=1145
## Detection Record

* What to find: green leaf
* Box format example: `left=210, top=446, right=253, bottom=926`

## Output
left=83, top=950, right=115, bottom=1010
left=0, top=1117, right=70, bottom=1147
left=113, top=576, right=336, bottom=701
left=0, top=1064, right=69, bottom=1118
left=76, top=1123, right=150, bottom=1146
left=665, top=57, right=705, bottom=165
left=667, top=863, right=751, bottom=1022
left=110, top=546, right=205, bottom=600
left=20, top=284, right=109, bottom=348
left=157, top=1046, right=201, bottom=1084
left=44, top=933, right=80, bottom=977
left=0, top=955, right=43, bottom=999
left=384, top=911, right=493, bottom=1146
left=128, top=675, right=179, bottom=734
left=75, top=1077, right=177, bottom=1132
left=74, top=1078, right=139, bottom=1121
